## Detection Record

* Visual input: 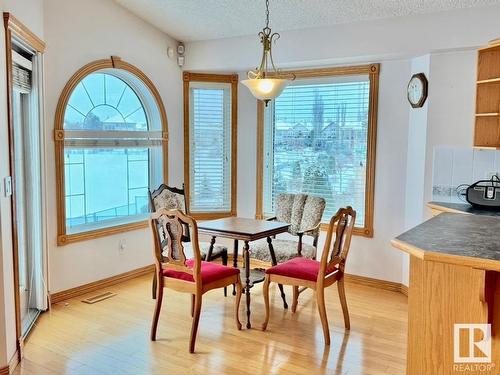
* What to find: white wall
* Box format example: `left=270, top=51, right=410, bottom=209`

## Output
left=0, top=0, right=44, bottom=366
left=43, top=0, right=183, bottom=293
left=423, top=51, right=477, bottom=208
left=184, top=5, right=500, bottom=72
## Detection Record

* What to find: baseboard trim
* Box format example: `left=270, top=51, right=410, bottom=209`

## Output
left=49, top=264, right=155, bottom=304
left=400, top=283, right=408, bottom=296
left=344, top=273, right=407, bottom=296
left=0, top=349, right=20, bottom=375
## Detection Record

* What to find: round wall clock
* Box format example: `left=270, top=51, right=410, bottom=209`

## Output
left=407, top=73, right=428, bottom=108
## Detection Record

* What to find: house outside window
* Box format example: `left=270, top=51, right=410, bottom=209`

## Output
left=257, top=64, right=379, bottom=236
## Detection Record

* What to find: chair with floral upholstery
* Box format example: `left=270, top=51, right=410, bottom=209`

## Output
left=149, top=184, right=228, bottom=298
left=251, top=193, right=326, bottom=264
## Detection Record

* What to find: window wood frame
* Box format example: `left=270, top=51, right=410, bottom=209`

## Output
left=255, top=64, right=379, bottom=237
left=54, top=56, right=169, bottom=246
left=183, top=72, right=238, bottom=220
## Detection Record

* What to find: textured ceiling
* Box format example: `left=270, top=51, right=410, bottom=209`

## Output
left=115, top=0, right=500, bottom=42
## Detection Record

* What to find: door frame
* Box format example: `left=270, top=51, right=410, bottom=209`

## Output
left=3, top=12, right=46, bottom=359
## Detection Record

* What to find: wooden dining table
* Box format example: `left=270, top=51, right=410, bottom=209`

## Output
left=197, top=217, right=290, bottom=329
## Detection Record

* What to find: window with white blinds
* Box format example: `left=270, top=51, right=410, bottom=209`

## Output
left=262, top=73, right=377, bottom=231
left=188, top=81, right=233, bottom=213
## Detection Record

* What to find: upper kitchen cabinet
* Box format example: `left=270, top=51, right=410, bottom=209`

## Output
left=475, top=40, right=500, bottom=148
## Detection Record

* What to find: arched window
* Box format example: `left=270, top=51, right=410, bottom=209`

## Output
left=55, top=57, right=168, bottom=245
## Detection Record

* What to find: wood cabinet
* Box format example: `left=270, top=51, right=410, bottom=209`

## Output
left=475, top=40, right=500, bottom=148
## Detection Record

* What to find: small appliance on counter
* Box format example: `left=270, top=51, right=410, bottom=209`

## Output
left=465, top=176, right=500, bottom=210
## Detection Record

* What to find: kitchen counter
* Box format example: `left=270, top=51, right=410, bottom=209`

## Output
left=428, top=201, right=500, bottom=217
left=392, top=212, right=500, bottom=270
left=392, top=207, right=500, bottom=374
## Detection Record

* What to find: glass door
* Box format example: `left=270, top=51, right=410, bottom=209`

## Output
left=11, top=47, right=45, bottom=337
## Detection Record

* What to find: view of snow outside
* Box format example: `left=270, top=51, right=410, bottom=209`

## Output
left=63, top=73, right=150, bottom=229
left=265, top=80, right=369, bottom=225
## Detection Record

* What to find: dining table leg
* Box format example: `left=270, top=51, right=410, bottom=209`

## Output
left=267, top=236, right=288, bottom=309
left=243, top=240, right=251, bottom=329
left=232, top=239, right=239, bottom=296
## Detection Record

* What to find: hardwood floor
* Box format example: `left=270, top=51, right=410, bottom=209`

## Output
left=14, top=274, right=407, bottom=375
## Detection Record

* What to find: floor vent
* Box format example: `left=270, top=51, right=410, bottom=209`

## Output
left=82, top=291, right=117, bottom=304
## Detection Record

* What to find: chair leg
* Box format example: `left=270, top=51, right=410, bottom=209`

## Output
left=337, top=278, right=350, bottom=330
left=234, top=276, right=243, bottom=330
left=150, top=276, right=163, bottom=341
left=261, top=275, right=271, bottom=331
left=292, top=286, right=299, bottom=313
left=316, top=287, right=330, bottom=345
left=222, top=251, right=228, bottom=297
left=190, top=294, right=195, bottom=317
left=152, top=273, right=157, bottom=300
left=189, top=294, right=203, bottom=353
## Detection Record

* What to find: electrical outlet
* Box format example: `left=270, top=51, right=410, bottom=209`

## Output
left=118, top=239, right=126, bottom=254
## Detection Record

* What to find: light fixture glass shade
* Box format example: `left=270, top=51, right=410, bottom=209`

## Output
left=241, top=78, right=290, bottom=102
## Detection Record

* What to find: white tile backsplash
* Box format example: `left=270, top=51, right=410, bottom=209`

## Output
left=432, top=147, right=500, bottom=202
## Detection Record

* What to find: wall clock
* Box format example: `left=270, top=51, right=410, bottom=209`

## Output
left=407, top=73, right=428, bottom=108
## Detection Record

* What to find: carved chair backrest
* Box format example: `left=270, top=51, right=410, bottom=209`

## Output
left=319, top=206, right=356, bottom=278
left=150, top=184, right=191, bottom=245
left=275, top=193, right=326, bottom=238
left=150, top=209, right=202, bottom=284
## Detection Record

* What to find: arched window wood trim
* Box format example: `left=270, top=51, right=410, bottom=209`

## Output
left=54, top=56, right=168, bottom=246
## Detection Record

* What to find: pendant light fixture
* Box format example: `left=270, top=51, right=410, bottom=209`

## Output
left=241, top=0, right=294, bottom=106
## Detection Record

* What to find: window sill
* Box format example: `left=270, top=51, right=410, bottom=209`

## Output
left=57, top=220, right=149, bottom=246
left=189, top=211, right=236, bottom=221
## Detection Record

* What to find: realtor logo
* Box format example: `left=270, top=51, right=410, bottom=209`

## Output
left=454, top=324, right=492, bottom=363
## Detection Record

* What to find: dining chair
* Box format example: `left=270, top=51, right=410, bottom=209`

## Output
left=149, top=183, right=229, bottom=298
left=251, top=193, right=326, bottom=264
left=261, top=206, right=356, bottom=345
left=150, top=209, right=243, bottom=353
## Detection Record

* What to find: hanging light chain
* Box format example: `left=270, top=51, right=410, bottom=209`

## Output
left=265, top=0, right=270, bottom=29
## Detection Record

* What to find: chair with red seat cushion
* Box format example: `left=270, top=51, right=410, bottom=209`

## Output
left=162, top=260, right=240, bottom=283
left=262, top=207, right=356, bottom=345
left=150, top=209, right=243, bottom=353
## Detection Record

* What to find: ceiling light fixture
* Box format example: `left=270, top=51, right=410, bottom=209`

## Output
left=241, top=0, right=294, bottom=106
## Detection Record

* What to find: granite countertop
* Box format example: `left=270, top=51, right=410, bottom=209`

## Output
left=429, top=201, right=500, bottom=217
left=394, top=213, right=500, bottom=263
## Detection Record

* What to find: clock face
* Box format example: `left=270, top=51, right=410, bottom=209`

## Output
left=407, top=73, right=428, bottom=108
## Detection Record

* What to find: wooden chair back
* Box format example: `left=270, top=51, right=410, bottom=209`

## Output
left=149, top=183, right=191, bottom=244
left=319, top=206, right=356, bottom=277
left=150, top=209, right=202, bottom=284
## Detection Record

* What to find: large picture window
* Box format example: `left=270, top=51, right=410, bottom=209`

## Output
left=55, top=57, right=168, bottom=245
left=257, top=65, right=379, bottom=237
left=183, top=72, right=237, bottom=219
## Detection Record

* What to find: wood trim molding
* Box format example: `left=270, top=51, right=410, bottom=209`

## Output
left=4, top=11, right=46, bottom=360
left=49, top=265, right=155, bottom=304
left=0, top=348, right=20, bottom=375
left=183, top=72, right=238, bottom=217
left=3, top=13, right=45, bottom=52
left=344, top=273, right=405, bottom=294
left=57, top=220, right=149, bottom=246
left=255, top=63, right=380, bottom=238
left=54, top=56, right=169, bottom=246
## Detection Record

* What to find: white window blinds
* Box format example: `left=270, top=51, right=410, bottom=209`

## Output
left=263, top=75, right=370, bottom=226
left=189, top=82, right=232, bottom=213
